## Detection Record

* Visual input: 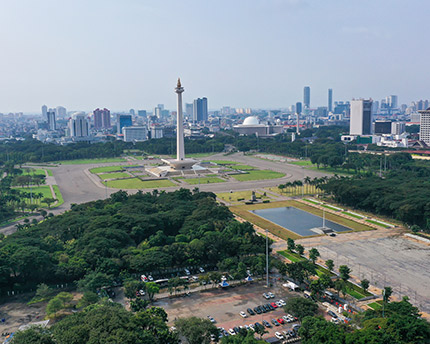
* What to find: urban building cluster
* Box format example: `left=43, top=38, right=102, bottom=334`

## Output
left=0, top=86, right=428, bottom=148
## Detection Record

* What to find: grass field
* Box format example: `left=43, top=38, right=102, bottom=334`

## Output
left=342, top=211, right=364, bottom=219
left=231, top=170, right=285, bottom=181
left=278, top=250, right=306, bottom=262
left=22, top=168, right=47, bottom=176
left=366, top=219, right=390, bottom=228
left=205, top=160, right=240, bottom=165
left=46, top=169, right=53, bottom=176
left=230, top=164, right=256, bottom=170
left=90, top=166, right=123, bottom=174
left=289, top=160, right=356, bottom=175
left=14, top=186, right=54, bottom=207
left=344, top=281, right=372, bottom=299
left=103, top=178, right=176, bottom=189
left=182, top=177, right=226, bottom=185
left=367, top=301, right=383, bottom=310
left=56, top=158, right=126, bottom=165
left=322, top=204, right=341, bottom=211
left=52, top=185, right=64, bottom=207
left=98, top=172, right=130, bottom=180
left=217, top=191, right=270, bottom=203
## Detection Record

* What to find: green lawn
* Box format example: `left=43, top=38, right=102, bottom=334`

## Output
left=344, top=281, right=372, bottom=299
left=367, top=301, right=383, bottom=310
left=278, top=250, right=306, bottom=262
left=289, top=160, right=356, bottom=175
left=303, top=198, right=321, bottom=205
left=366, top=219, right=390, bottom=228
left=230, top=164, right=256, bottom=170
left=185, top=153, right=216, bottom=158
left=98, top=172, right=130, bottom=180
left=52, top=185, right=64, bottom=207
left=217, top=191, right=270, bottom=203
left=322, top=204, right=341, bottom=211
left=342, top=211, right=364, bottom=219
left=14, top=186, right=54, bottom=207
left=21, top=168, right=46, bottom=176
left=231, top=170, right=285, bottom=181
left=183, top=177, right=226, bottom=185
left=103, top=178, right=176, bottom=189
left=46, top=169, right=53, bottom=176
left=90, top=166, right=124, bottom=174
left=56, top=158, right=126, bottom=165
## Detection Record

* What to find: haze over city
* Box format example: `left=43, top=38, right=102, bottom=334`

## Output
left=1, top=0, right=429, bottom=112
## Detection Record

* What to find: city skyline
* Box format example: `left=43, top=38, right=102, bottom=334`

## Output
left=0, top=0, right=429, bottom=112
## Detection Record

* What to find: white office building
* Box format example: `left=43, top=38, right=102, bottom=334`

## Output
left=123, top=126, right=148, bottom=142
left=150, top=127, right=163, bottom=139
left=69, top=112, right=90, bottom=138
left=391, top=122, right=406, bottom=135
left=419, top=108, right=430, bottom=144
left=350, top=99, right=373, bottom=135
left=47, top=108, right=56, bottom=131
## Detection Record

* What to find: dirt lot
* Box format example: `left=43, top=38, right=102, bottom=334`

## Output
left=153, top=281, right=323, bottom=340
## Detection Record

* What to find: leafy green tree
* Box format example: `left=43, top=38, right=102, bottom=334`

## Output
left=76, top=291, right=99, bottom=308
left=130, top=298, right=150, bottom=312
left=77, top=272, right=113, bottom=292
left=146, top=282, right=160, bottom=301
left=175, top=316, right=218, bottom=344
left=326, top=259, right=334, bottom=271
left=10, top=327, right=55, bottom=344
left=46, top=297, right=64, bottom=317
left=299, top=316, right=345, bottom=344
left=296, top=244, right=305, bottom=256
left=309, top=248, right=320, bottom=264
left=360, top=279, right=370, bottom=293
left=42, top=197, right=56, bottom=208
left=287, top=238, right=295, bottom=252
left=124, top=279, right=144, bottom=299
left=383, top=286, right=393, bottom=303
left=339, top=265, right=351, bottom=282
left=254, top=324, right=268, bottom=339
left=310, top=279, right=325, bottom=297
left=284, top=297, right=318, bottom=321
left=334, top=279, right=346, bottom=297
left=35, top=283, right=54, bottom=300
left=320, top=273, right=333, bottom=289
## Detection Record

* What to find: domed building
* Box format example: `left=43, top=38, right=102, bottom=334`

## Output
left=233, top=116, right=284, bottom=137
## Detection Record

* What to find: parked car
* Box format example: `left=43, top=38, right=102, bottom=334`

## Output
left=263, top=293, right=271, bottom=299
left=277, top=318, right=284, bottom=325
left=228, top=328, right=236, bottom=336
left=275, top=332, right=284, bottom=340
left=199, top=267, right=205, bottom=273
left=184, top=268, right=190, bottom=275
left=240, top=311, right=247, bottom=318
left=278, top=299, right=286, bottom=306
left=249, top=323, right=255, bottom=330
left=233, top=327, right=240, bottom=334
left=268, top=292, right=275, bottom=298
left=262, top=320, right=272, bottom=328
left=254, top=322, right=264, bottom=330
left=270, top=302, right=278, bottom=308
left=267, top=303, right=275, bottom=311
left=247, top=308, right=255, bottom=316
left=207, top=316, right=215, bottom=323
left=328, top=310, right=338, bottom=318
left=271, top=319, right=279, bottom=326
left=140, top=274, right=148, bottom=282
left=254, top=307, right=261, bottom=314
left=148, top=275, right=153, bottom=281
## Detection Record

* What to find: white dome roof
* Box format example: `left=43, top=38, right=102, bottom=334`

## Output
left=242, top=116, right=259, bottom=125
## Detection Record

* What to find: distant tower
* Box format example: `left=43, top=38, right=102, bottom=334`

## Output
left=419, top=107, right=430, bottom=145
left=304, top=86, right=310, bottom=109
left=42, top=105, right=47, bottom=120
left=175, top=78, right=185, bottom=161
left=296, top=112, right=300, bottom=134
left=328, top=89, right=333, bottom=112
left=296, top=102, right=302, bottom=115
left=350, top=99, right=373, bottom=135
left=47, top=108, right=56, bottom=131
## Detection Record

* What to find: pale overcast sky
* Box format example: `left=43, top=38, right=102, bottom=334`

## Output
left=0, top=0, right=428, bottom=113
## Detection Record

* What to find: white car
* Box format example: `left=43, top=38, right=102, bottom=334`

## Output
left=139, top=289, right=145, bottom=296
left=140, top=274, right=148, bottom=282
left=239, top=311, right=247, bottom=318
left=249, top=323, right=255, bottom=330
left=228, top=328, right=236, bottom=336
left=148, top=275, right=153, bottom=281
left=275, top=332, right=284, bottom=340
left=268, top=292, right=275, bottom=298
left=184, top=268, right=190, bottom=275
left=207, top=316, right=215, bottom=323
left=278, top=299, right=286, bottom=306
left=263, top=293, right=271, bottom=299
left=276, top=301, right=282, bottom=307
left=199, top=267, right=205, bottom=273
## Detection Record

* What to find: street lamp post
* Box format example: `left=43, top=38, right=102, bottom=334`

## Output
left=266, top=228, right=269, bottom=287
left=104, top=180, right=108, bottom=198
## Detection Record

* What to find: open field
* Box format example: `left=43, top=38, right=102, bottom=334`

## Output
left=55, top=158, right=126, bottom=165
left=21, top=168, right=47, bottom=176
left=181, top=177, right=226, bottom=185
left=205, top=160, right=240, bottom=165
left=98, top=172, right=130, bottom=180
left=52, top=185, right=64, bottom=207
left=89, top=166, right=123, bottom=174
left=217, top=191, right=271, bottom=203
left=367, top=301, right=383, bottom=310
left=278, top=250, right=306, bottom=262
left=289, top=160, right=356, bottom=175
left=231, top=170, right=285, bottom=181
left=14, top=185, right=55, bottom=207
left=103, top=178, right=176, bottom=189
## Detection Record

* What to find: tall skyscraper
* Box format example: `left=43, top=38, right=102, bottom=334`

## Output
left=303, top=86, right=310, bottom=108
left=94, top=108, right=111, bottom=129
left=350, top=99, right=373, bottom=135
left=193, top=97, right=208, bottom=123
left=328, top=89, right=333, bottom=112
left=56, top=106, right=67, bottom=118
left=47, top=108, right=56, bottom=130
left=42, top=105, right=47, bottom=120
left=185, top=103, right=193, bottom=117
left=419, top=108, right=430, bottom=144
left=154, top=106, right=162, bottom=119
left=69, top=112, right=90, bottom=138
left=296, top=102, right=302, bottom=115
left=137, top=110, right=147, bottom=118
left=117, top=114, right=132, bottom=134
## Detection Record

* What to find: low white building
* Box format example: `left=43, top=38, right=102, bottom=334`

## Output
left=123, top=126, right=148, bottom=142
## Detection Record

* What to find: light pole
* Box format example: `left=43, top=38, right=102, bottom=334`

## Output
left=266, top=228, right=269, bottom=288
left=104, top=180, right=108, bottom=198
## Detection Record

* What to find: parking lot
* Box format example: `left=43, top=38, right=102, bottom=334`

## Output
left=153, top=281, right=313, bottom=340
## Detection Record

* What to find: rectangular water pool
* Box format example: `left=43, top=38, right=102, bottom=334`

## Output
left=251, top=206, right=352, bottom=237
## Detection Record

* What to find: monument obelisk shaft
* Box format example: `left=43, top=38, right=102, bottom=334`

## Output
left=175, top=78, right=185, bottom=161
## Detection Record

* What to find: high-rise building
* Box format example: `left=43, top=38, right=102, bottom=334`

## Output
left=185, top=103, right=193, bottom=118
left=328, top=89, right=333, bottom=112
left=350, top=99, right=373, bottom=135
left=374, top=120, right=392, bottom=134
left=154, top=106, right=162, bottom=119
left=56, top=106, right=67, bottom=118
left=150, top=126, right=163, bottom=139
left=193, top=97, right=208, bottom=123
left=117, top=114, right=132, bottom=134
left=94, top=108, right=111, bottom=129
left=123, top=126, right=148, bottom=142
left=69, top=112, right=90, bottom=138
left=47, top=108, right=56, bottom=131
left=419, top=108, right=430, bottom=144
left=130, top=109, right=135, bottom=116
left=296, top=102, right=302, bottom=115
left=303, top=86, right=310, bottom=108
left=42, top=105, right=47, bottom=120
left=391, top=121, right=406, bottom=135
left=137, top=110, right=147, bottom=118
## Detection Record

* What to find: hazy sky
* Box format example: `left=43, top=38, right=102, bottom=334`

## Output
left=0, top=0, right=429, bottom=113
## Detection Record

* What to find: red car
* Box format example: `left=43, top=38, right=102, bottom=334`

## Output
left=270, top=302, right=278, bottom=308
left=277, top=318, right=284, bottom=324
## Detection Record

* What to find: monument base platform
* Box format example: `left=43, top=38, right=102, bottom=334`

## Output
left=161, top=158, right=197, bottom=170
